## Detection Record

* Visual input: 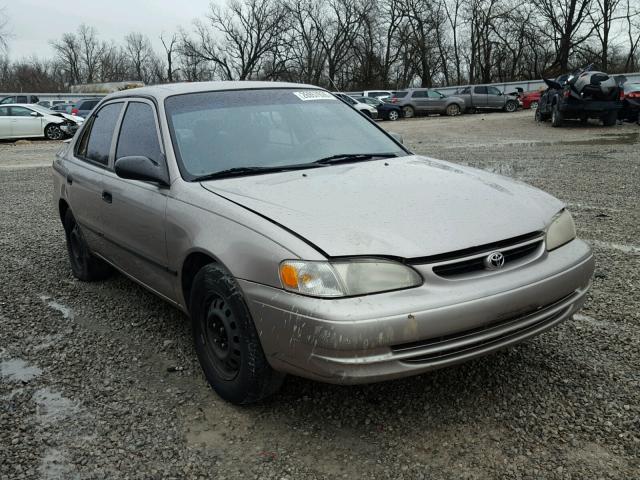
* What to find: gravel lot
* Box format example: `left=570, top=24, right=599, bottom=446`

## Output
left=1, top=111, right=638, bottom=480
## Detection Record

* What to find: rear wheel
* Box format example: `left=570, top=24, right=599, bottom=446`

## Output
left=190, top=263, right=285, bottom=405
left=45, top=124, right=64, bottom=140
left=602, top=110, right=617, bottom=126
left=63, top=210, right=112, bottom=281
left=504, top=101, right=518, bottom=113
left=530, top=101, right=539, bottom=110
left=445, top=104, right=461, bottom=116
left=551, top=104, right=563, bottom=127
left=387, top=109, right=400, bottom=121
left=402, top=105, right=415, bottom=118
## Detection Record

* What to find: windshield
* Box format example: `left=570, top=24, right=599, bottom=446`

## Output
left=165, top=89, right=406, bottom=180
left=29, top=104, right=58, bottom=115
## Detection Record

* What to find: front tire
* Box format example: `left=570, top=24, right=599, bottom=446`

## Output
left=45, top=124, right=64, bottom=140
left=530, top=101, right=539, bottom=110
left=387, top=109, right=400, bottom=121
left=190, top=264, right=285, bottom=405
left=63, top=210, right=112, bottom=281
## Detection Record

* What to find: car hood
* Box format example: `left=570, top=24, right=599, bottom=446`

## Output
left=201, top=156, right=563, bottom=258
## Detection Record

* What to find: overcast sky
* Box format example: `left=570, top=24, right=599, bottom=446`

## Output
left=4, top=0, right=217, bottom=60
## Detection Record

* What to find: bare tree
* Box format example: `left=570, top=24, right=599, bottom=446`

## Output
left=51, top=32, right=83, bottom=85
left=124, top=32, right=154, bottom=82
left=160, top=33, right=179, bottom=82
left=532, top=0, right=596, bottom=73
left=78, top=24, right=106, bottom=83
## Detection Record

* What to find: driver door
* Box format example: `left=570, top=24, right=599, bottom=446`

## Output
left=486, top=86, right=505, bottom=108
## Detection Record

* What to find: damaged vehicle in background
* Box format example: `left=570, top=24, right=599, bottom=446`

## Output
left=387, top=88, right=465, bottom=118
left=0, top=104, right=84, bottom=140
left=453, top=86, right=520, bottom=113
left=53, top=82, right=594, bottom=405
left=619, top=81, right=640, bottom=122
left=536, top=66, right=621, bottom=127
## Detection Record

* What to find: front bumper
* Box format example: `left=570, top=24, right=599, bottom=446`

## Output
left=241, top=239, right=594, bottom=384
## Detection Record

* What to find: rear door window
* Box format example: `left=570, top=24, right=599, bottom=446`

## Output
left=80, top=102, right=124, bottom=165
left=16, top=96, right=28, bottom=103
left=116, top=102, right=163, bottom=164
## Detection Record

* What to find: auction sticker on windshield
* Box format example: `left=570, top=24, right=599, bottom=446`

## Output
left=293, top=91, right=336, bottom=101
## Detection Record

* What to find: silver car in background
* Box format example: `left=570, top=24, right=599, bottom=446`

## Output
left=52, top=81, right=594, bottom=405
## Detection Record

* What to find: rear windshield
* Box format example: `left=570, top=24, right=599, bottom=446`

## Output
left=165, top=89, right=405, bottom=180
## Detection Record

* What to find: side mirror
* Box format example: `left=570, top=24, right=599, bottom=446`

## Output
left=389, top=132, right=404, bottom=144
left=30, top=111, right=40, bottom=117
left=114, top=156, right=169, bottom=186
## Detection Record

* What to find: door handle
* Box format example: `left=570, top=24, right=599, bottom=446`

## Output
left=102, top=191, right=112, bottom=204
left=66, top=175, right=73, bottom=185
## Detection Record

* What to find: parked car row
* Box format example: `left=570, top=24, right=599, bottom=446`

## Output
left=0, top=104, right=84, bottom=140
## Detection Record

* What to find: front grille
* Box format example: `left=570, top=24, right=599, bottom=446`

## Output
left=390, top=291, right=577, bottom=364
left=430, top=234, right=544, bottom=279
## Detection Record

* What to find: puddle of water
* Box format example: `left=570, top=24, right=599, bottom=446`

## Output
left=0, top=358, right=42, bottom=382
left=40, top=295, right=74, bottom=320
left=32, top=387, right=79, bottom=424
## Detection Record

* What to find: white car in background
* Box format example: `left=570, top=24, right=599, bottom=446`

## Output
left=0, top=104, right=84, bottom=140
left=333, top=93, right=378, bottom=119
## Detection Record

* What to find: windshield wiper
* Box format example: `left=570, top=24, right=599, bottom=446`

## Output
left=311, top=152, right=398, bottom=166
left=192, top=164, right=322, bottom=181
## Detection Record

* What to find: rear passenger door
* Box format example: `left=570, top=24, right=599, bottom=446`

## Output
left=100, top=100, right=173, bottom=300
left=67, top=101, right=125, bottom=253
left=473, top=86, right=488, bottom=108
left=486, top=86, right=504, bottom=108
left=410, top=90, right=429, bottom=112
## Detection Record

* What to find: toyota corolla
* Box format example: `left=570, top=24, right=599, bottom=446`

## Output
left=52, top=82, right=594, bottom=404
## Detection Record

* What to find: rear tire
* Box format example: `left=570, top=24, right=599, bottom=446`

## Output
left=530, top=101, right=539, bottom=110
left=504, top=101, right=518, bottom=113
left=63, top=210, right=112, bottom=281
left=602, top=110, right=617, bottom=127
left=551, top=104, right=563, bottom=127
left=190, top=263, right=285, bottom=405
left=445, top=104, right=461, bottom=116
left=387, top=110, right=400, bottom=121
left=402, top=105, right=415, bottom=118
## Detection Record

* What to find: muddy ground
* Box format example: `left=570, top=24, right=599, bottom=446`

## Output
left=1, top=110, right=638, bottom=479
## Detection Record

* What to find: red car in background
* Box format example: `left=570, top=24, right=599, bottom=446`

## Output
left=620, top=82, right=640, bottom=122
left=520, top=90, right=542, bottom=109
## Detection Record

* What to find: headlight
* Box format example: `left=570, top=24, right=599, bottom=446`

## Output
left=279, top=259, right=422, bottom=298
left=546, top=209, right=576, bottom=251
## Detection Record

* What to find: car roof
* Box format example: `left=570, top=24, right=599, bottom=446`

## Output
left=107, top=81, right=323, bottom=101
left=0, top=103, right=38, bottom=107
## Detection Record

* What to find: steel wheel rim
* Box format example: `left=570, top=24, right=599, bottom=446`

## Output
left=201, top=296, right=241, bottom=380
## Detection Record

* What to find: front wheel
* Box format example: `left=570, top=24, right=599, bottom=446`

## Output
left=402, top=105, right=415, bottom=118
left=445, top=104, right=461, bottom=116
left=530, top=101, right=539, bottom=110
left=45, top=124, right=64, bottom=140
left=190, top=264, right=285, bottom=405
left=387, top=109, right=400, bottom=121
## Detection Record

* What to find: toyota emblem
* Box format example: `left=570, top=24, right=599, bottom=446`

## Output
left=484, top=251, right=505, bottom=270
